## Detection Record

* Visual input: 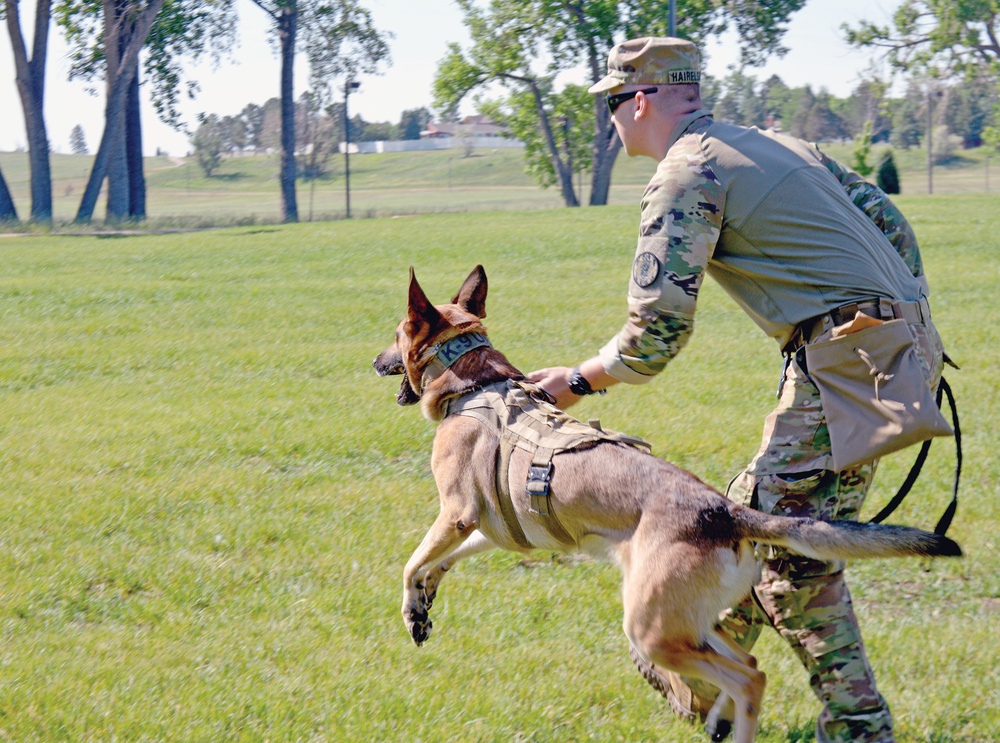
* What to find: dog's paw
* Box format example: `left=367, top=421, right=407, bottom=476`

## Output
left=404, top=605, right=433, bottom=646
left=422, top=566, right=447, bottom=611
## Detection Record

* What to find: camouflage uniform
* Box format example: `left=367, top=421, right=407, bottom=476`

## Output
left=599, top=111, right=943, bottom=743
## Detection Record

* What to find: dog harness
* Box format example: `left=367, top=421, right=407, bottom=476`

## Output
left=444, top=379, right=650, bottom=550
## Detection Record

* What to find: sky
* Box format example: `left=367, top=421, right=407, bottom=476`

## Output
left=0, top=0, right=902, bottom=157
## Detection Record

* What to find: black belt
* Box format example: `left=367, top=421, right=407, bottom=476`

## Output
left=827, top=296, right=929, bottom=327
left=786, top=296, right=930, bottom=353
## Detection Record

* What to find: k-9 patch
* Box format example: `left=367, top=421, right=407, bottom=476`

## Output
left=632, top=252, right=661, bottom=288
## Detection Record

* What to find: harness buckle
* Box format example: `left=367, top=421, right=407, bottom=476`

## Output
left=526, top=462, right=554, bottom=515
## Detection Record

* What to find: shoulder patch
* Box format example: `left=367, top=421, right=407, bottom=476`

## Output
left=632, top=252, right=661, bottom=288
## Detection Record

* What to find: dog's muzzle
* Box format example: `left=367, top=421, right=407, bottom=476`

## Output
left=372, top=350, right=421, bottom=406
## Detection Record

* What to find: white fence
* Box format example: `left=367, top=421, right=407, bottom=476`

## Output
left=338, top=137, right=524, bottom=154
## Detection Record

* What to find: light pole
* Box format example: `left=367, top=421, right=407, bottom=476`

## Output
left=344, top=79, right=360, bottom=219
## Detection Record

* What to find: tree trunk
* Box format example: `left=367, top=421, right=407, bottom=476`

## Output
left=584, top=34, right=620, bottom=206
left=126, top=59, right=146, bottom=219
left=6, top=0, right=53, bottom=223
left=75, top=0, right=165, bottom=224
left=278, top=3, right=299, bottom=222
left=0, top=168, right=18, bottom=221
left=527, top=81, right=578, bottom=207
left=589, top=97, right=621, bottom=206
left=104, top=0, right=130, bottom=222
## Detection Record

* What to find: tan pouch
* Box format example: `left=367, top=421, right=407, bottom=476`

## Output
left=804, top=316, right=953, bottom=472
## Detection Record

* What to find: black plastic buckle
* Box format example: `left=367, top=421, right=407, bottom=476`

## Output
left=526, top=463, right=554, bottom=515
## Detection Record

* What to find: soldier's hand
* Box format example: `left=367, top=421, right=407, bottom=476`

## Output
left=526, top=366, right=580, bottom=409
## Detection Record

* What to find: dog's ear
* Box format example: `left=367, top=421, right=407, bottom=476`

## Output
left=407, top=267, right=445, bottom=330
left=451, top=264, right=488, bottom=319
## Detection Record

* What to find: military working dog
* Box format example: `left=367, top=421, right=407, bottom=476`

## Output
left=373, top=265, right=961, bottom=743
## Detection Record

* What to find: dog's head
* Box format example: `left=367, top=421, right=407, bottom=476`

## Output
left=373, top=265, right=489, bottom=406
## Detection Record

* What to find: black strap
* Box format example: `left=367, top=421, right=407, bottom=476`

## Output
left=869, top=377, right=961, bottom=536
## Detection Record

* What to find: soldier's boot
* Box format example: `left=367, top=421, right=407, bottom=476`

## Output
left=629, top=644, right=724, bottom=734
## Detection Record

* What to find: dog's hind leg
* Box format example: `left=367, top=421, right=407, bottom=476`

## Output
left=621, top=543, right=764, bottom=743
left=422, top=529, right=496, bottom=610
left=632, top=638, right=764, bottom=743
left=702, top=629, right=759, bottom=741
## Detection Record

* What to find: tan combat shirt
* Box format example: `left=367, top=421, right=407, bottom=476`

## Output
left=601, top=110, right=927, bottom=384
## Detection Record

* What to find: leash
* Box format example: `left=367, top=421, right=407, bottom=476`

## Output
left=869, top=377, right=961, bottom=537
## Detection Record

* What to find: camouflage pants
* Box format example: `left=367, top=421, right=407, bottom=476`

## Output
left=682, top=319, right=944, bottom=743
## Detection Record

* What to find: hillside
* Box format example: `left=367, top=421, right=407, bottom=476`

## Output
left=1, top=142, right=996, bottom=225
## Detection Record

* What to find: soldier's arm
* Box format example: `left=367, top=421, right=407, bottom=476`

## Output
left=814, top=146, right=927, bottom=291
left=599, top=140, right=725, bottom=384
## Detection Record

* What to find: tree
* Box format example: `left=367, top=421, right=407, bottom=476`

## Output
left=887, top=80, right=925, bottom=148
left=297, top=90, right=335, bottom=180
left=436, top=0, right=810, bottom=208
left=714, top=70, right=766, bottom=127
left=930, top=124, right=961, bottom=164
left=843, top=78, right=891, bottom=142
left=70, top=123, right=89, bottom=153
left=876, top=150, right=900, bottom=194
left=0, top=168, right=17, bottom=221
left=760, top=74, right=795, bottom=128
left=399, top=107, right=431, bottom=140
left=480, top=83, right=594, bottom=190
left=249, top=0, right=391, bottom=222
left=59, top=0, right=237, bottom=222
left=242, top=102, right=265, bottom=152
left=983, top=103, right=1000, bottom=152
left=851, top=120, right=875, bottom=178
left=845, top=0, right=1000, bottom=74
left=69, top=0, right=165, bottom=223
left=5, top=0, right=54, bottom=223
left=943, top=69, right=999, bottom=147
left=191, top=114, right=224, bottom=175
left=803, top=91, right=850, bottom=142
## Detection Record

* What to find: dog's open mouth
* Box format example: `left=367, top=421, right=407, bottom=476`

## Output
left=373, top=351, right=421, bottom=406
left=395, top=375, right=420, bottom=405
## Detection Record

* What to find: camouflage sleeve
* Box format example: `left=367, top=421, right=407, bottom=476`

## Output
left=813, top=145, right=926, bottom=284
left=599, top=135, right=725, bottom=384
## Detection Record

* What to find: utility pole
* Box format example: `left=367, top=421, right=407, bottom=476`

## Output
left=927, top=87, right=934, bottom=195
left=344, top=79, right=360, bottom=219
left=669, top=0, right=676, bottom=36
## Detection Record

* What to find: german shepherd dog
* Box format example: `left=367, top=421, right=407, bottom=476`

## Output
left=373, top=266, right=961, bottom=743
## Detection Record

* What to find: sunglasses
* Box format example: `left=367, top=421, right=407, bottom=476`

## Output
left=605, top=87, right=659, bottom=114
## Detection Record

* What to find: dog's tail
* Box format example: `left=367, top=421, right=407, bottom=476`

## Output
left=732, top=505, right=962, bottom=561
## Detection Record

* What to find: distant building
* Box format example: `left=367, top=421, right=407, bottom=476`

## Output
left=421, top=115, right=510, bottom=140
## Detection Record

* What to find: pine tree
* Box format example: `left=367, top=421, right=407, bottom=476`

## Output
left=70, top=125, right=88, bottom=155
left=876, top=151, right=900, bottom=195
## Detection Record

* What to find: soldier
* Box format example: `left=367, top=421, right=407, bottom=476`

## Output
left=528, top=36, right=945, bottom=743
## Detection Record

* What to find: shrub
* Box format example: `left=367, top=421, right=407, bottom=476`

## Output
left=877, top=151, right=900, bottom=194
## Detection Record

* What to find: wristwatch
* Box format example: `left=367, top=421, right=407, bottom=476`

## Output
left=568, top=367, right=605, bottom=396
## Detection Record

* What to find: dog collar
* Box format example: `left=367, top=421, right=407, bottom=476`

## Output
left=429, top=331, right=491, bottom=368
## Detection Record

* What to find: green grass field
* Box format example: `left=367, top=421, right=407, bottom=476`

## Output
left=0, top=196, right=997, bottom=741
left=1, top=142, right=997, bottom=225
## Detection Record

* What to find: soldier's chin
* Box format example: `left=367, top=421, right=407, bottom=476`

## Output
left=397, top=377, right=420, bottom=405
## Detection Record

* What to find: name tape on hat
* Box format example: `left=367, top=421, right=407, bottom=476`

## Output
left=667, top=69, right=700, bottom=84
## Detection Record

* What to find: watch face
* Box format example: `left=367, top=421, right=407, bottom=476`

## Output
left=632, top=252, right=661, bottom=288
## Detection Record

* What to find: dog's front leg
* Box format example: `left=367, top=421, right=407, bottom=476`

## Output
left=422, top=529, right=496, bottom=610
left=402, top=510, right=478, bottom=646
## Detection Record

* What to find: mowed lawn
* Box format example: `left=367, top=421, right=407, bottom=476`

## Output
left=0, top=197, right=997, bottom=741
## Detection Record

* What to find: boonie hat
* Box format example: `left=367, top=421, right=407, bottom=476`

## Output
left=588, top=36, right=701, bottom=94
